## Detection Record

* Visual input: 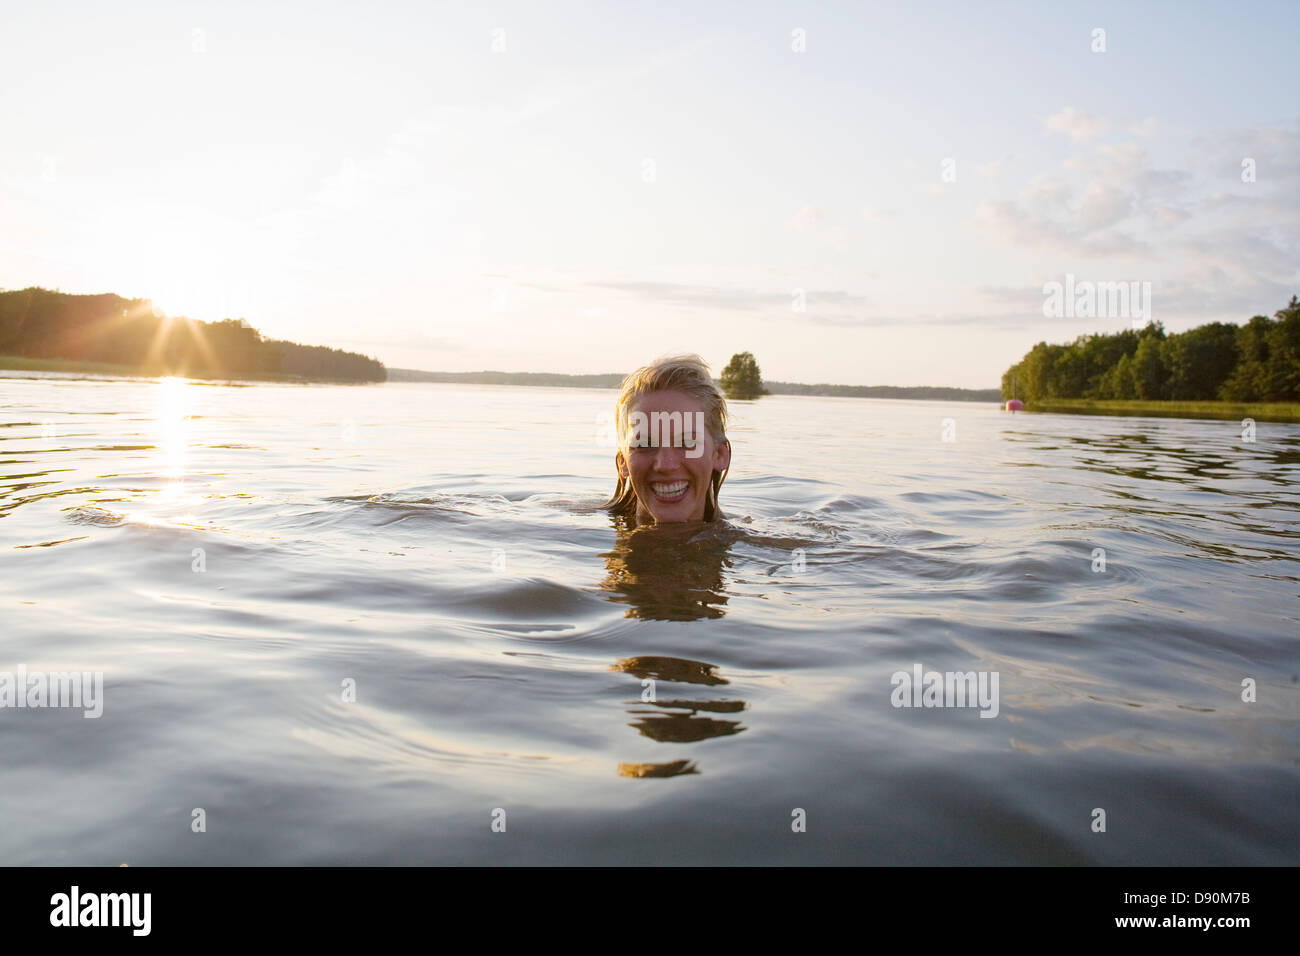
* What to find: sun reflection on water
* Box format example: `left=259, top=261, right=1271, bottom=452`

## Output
left=152, top=376, right=195, bottom=506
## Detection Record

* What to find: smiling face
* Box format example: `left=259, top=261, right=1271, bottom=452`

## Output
left=615, top=389, right=731, bottom=524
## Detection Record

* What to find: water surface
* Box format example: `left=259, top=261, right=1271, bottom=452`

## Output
left=2, top=373, right=1296, bottom=864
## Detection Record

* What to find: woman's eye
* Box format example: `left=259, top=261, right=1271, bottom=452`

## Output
left=629, top=437, right=698, bottom=450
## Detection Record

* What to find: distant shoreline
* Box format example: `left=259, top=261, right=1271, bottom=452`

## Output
left=8, top=356, right=1295, bottom=422
left=0, top=354, right=1005, bottom=401
left=386, top=368, right=1001, bottom=402
left=0, top=355, right=383, bottom=385
left=1024, top=398, right=1300, bottom=423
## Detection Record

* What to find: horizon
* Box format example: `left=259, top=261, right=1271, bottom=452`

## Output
left=0, top=282, right=1012, bottom=388
left=2, top=1, right=1296, bottom=388
left=385, top=365, right=1003, bottom=391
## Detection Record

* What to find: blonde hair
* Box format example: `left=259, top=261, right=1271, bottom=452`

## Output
left=604, top=353, right=730, bottom=521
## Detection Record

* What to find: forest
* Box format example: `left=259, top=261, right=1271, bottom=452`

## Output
left=0, top=287, right=385, bottom=382
left=1002, top=296, right=1300, bottom=403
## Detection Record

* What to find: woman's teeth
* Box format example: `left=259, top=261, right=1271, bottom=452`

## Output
left=651, top=481, right=689, bottom=500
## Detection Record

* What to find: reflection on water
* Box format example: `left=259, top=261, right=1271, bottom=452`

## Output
left=612, top=655, right=732, bottom=686
left=628, top=705, right=745, bottom=744
left=597, top=516, right=733, bottom=620
left=1, top=375, right=1297, bottom=864
left=618, top=759, right=698, bottom=778
left=611, top=655, right=747, bottom=776
left=152, top=376, right=191, bottom=500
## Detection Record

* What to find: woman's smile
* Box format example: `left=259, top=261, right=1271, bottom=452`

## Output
left=650, top=480, right=690, bottom=501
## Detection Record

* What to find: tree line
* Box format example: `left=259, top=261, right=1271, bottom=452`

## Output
left=0, top=287, right=385, bottom=381
left=765, top=381, right=1001, bottom=401
left=1001, top=296, right=1300, bottom=403
left=388, top=366, right=1002, bottom=401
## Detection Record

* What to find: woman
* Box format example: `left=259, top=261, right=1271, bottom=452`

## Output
left=604, top=353, right=732, bottom=526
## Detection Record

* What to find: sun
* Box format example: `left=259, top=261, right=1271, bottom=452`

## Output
left=93, top=213, right=258, bottom=325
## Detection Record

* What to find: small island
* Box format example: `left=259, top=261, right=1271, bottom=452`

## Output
left=720, top=351, right=768, bottom=400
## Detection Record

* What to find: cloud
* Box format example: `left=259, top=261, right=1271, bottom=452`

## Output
left=975, top=277, right=1294, bottom=328
left=970, top=138, right=1222, bottom=257
left=1149, top=204, right=1191, bottom=226
left=1129, top=116, right=1163, bottom=138
left=792, top=309, right=1036, bottom=329
left=332, top=334, right=463, bottom=352
left=585, top=279, right=1042, bottom=329
left=974, top=123, right=1297, bottom=318
left=1168, top=231, right=1297, bottom=286
left=1075, top=182, right=1132, bottom=229
left=1194, top=123, right=1300, bottom=191
left=789, top=204, right=822, bottom=231
left=1151, top=272, right=1297, bottom=319
left=973, top=199, right=1148, bottom=257
left=588, top=280, right=869, bottom=312
left=1022, top=174, right=1070, bottom=215
left=1045, top=107, right=1104, bottom=141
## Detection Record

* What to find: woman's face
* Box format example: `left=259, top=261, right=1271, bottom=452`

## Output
left=615, top=389, right=731, bottom=524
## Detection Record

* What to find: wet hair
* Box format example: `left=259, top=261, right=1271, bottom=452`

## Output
left=604, top=353, right=730, bottom=521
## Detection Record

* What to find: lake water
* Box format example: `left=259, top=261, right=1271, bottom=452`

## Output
left=2, top=373, right=1296, bottom=865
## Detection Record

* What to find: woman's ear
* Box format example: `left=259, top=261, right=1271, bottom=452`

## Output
left=615, top=450, right=629, bottom=477
left=715, top=439, right=731, bottom=472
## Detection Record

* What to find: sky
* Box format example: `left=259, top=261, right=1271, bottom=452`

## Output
left=2, top=0, right=1297, bottom=388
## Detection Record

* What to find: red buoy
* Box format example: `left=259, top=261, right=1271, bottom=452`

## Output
left=1005, top=399, right=1024, bottom=412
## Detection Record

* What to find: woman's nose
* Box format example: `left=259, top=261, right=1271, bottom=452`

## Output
left=652, top=445, right=685, bottom=469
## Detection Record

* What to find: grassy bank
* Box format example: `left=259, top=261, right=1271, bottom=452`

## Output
left=0, top=355, right=150, bottom=376
left=1026, top=398, right=1300, bottom=423
left=0, top=355, right=383, bottom=385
